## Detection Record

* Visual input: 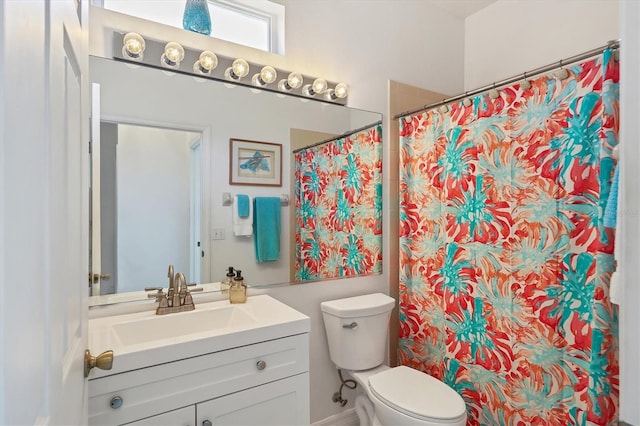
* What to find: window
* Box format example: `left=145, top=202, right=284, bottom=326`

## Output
left=210, top=1, right=284, bottom=54
left=98, top=0, right=285, bottom=54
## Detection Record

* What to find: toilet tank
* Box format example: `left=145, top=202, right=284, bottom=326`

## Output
left=321, top=293, right=395, bottom=371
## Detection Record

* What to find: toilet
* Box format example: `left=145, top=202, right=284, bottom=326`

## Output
left=321, top=293, right=467, bottom=426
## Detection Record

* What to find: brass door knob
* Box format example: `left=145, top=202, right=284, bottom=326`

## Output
left=84, top=349, right=114, bottom=377
left=90, top=273, right=112, bottom=283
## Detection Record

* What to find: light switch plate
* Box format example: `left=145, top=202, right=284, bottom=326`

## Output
left=212, top=228, right=225, bottom=240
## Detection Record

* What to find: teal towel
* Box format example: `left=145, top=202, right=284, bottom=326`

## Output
left=253, top=197, right=281, bottom=262
left=604, top=165, right=619, bottom=228
left=236, top=194, right=250, bottom=218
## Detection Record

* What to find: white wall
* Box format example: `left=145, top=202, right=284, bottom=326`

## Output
left=117, top=125, right=193, bottom=292
left=465, top=0, right=619, bottom=90
left=90, top=3, right=466, bottom=422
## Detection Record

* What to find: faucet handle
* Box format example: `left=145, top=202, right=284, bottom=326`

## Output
left=182, top=285, right=203, bottom=308
left=147, top=288, right=169, bottom=312
left=146, top=287, right=166, bottom=301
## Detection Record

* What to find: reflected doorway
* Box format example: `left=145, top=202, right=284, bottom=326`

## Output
left=97, top=122, right=202, bottom=295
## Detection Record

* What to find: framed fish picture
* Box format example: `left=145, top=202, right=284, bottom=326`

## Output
left=229, top=138, right=282, bottom=186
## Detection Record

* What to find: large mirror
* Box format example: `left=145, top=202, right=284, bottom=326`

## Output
left=89, top=55, right=382, bottom=301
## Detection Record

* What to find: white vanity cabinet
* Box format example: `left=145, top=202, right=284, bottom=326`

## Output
left=88, top=332, right=310, bottom=425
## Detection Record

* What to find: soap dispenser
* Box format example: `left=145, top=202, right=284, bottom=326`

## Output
left=221, top=266, right=234, bottom=293
left=229, top=269, right=247, bottom=304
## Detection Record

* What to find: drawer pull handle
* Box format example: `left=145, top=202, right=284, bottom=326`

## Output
left=110, top=396, right=123, bottom=409
left=203, top=420, right=212, bottom=426
left=256, top=360, right=267, bottom=370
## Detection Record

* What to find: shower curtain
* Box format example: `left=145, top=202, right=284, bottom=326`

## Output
left=398, top=51, right=619, bottom=425
left=294, top=123, right=382, bottom=281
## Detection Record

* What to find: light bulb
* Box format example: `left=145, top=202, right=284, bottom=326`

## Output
left=277, top=79, right=289, bottom=91
left=278, top=72, right=303, bottom=91
left=193, top=51, right=218, bottom=75
left=326, top=82, right=350, bottom=100
left=303, top=78, right=328, bottom=97
left=252, top=66, right=277, bottom=87
left=122, top=32, right=145, bottom=61
left=287, top=72, right=303, bottom=89
left=165, top=43, right=184, bottom=63
left=231, top=58, right=249, bottom=78
left=311, top=78, right=328, bottom=94
left=161, top=42, right=184, bottom=68
left=259, top=66, right=277, bottom=84
left=302, top=84, right=316, bottom=97
left=333, top=82, right=349, bottom=99
left=301, top=84, right=314, bottom=96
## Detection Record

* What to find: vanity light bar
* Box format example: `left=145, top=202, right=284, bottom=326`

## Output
left=112, top=32, right=349, bottom=106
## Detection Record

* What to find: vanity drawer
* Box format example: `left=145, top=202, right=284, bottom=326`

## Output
left=88, top=333, right=309, bottom=425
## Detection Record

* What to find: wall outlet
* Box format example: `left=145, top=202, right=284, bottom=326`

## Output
left=212, top=228, right=225, bottom=240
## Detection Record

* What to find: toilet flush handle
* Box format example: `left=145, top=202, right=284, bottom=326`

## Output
left=342, top=322, right=358, bottom=329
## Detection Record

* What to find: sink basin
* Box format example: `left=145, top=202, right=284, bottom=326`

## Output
left=88, top=294, right=310, bottom=378
left=112, top=306, right=258, bottom=346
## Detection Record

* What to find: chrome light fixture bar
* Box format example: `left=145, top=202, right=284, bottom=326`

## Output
left=112, top=32, right=349, bottom=105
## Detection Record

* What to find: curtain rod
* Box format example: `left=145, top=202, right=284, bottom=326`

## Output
left=394, top=39, right=621, bottom=120
left=292, top=120, right=382, bottom=153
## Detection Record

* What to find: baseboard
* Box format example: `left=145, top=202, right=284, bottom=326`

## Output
left=312, top=408, right=359, bottom=426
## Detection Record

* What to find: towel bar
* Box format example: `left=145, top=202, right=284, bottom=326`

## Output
left=222, top=192, right=289, bottom=207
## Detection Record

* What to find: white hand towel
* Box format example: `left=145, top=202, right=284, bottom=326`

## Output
left=233, top=195, right=253, bottom=236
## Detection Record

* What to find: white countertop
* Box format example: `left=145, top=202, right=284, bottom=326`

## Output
left=88, top=294, right=310, bottom=379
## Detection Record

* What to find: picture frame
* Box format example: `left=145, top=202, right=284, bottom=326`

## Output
left=229, top=138, right=282, bottom=186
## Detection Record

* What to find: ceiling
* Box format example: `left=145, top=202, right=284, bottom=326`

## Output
left=430, top=0, right=498, bottom=19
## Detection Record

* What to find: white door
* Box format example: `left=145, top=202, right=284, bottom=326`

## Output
left=0, top=0, right=89, bottom=424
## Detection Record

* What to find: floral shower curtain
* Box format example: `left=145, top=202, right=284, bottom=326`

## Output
left=294, top=123, right=382, bottom=281
left=398, top=51, right=619, bottom=425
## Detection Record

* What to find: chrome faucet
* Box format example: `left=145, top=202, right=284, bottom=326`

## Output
left=146, top=264, right=203, bottom=315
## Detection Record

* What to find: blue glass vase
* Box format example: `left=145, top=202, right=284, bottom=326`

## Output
left=183, top=0, right=212, bottom=35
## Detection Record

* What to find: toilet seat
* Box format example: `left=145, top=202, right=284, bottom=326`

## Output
left=368, top=366, right=466, bottom=422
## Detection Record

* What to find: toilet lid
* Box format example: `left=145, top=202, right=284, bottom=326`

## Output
left=368, top=366, right=466, bottom=421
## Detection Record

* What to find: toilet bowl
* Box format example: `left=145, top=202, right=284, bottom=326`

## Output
left=354, top=365, right=467, bottom=425
left=321, top=293, right=467, bottom=426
